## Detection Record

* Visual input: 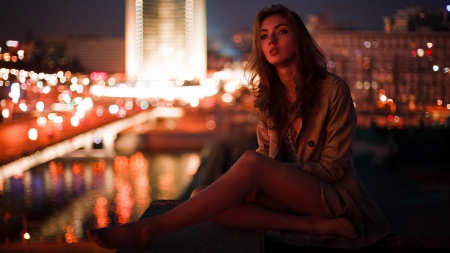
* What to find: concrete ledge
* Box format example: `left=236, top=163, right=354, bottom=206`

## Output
left=374, top=201, right=450, bottom=249
left=116, top=200, right=264, bottom=253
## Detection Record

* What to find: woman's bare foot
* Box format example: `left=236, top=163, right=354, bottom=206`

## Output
left=324, top=217, right=358, bottom=238
left=307, top=216, right=357, bottom=238
left=87, top=220, right=154, bottom=249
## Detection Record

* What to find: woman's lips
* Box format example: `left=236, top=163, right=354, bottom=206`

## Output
left=269, top=48, right=278, bottom=56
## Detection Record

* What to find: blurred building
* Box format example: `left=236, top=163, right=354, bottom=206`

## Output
left=0, top=35, right=125, bottom=75
left=383, top=6, right=450, bottom=32
left=305, top=14, right=338, bottom=32
left=306, top=7, right=450, bottom=127
left=125, top=0, right=207, bottom=82
left=231, top=30, right=252, bottom=62
left=66, top=36, right=125, bottom=74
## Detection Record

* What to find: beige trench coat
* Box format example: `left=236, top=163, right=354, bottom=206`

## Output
left=256, top=73, right=393, bottom=249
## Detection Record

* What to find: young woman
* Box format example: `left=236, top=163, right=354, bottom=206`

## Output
left=88, top=4, right=393, bottom=249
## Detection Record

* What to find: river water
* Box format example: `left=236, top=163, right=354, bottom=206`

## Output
left=0, top=149, right=201, bottom=244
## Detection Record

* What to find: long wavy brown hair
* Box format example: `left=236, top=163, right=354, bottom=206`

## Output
left=245, top=4, right=327, bottom=131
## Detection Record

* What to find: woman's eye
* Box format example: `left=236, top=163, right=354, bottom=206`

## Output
left=260, top=34, right=268, bottom=40
left=278, top=29, right=287, bottom=34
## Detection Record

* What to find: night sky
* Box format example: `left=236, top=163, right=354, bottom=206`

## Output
left=0, top=0, right=448, bottom=43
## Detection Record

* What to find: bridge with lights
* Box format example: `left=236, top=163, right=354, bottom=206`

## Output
left=0, top=66, right=255, bottom=179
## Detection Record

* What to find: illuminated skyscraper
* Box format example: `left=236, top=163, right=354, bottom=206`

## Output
left=125, top=0, right=206, bottom=82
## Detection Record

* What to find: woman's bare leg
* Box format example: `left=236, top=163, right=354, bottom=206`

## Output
left=87, top=202, right=356, bottom=249
left=207, top=202, right=355, bottom=237
left=190, top=186, right=355, bottom=237
left=87, top=151, right=356, bottom=249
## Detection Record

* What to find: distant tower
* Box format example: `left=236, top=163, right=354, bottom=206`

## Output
left=125, top=0, right=206, bottom=82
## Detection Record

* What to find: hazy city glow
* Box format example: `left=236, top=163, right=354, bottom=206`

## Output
left=28, top=128, right=38, bottom=140
left=89, top=83, right=220, bottom=100
left=1, top=109, right=9, bottom=118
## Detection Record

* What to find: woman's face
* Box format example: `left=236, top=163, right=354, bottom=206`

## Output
left=260, top=14, right=297, bottom=68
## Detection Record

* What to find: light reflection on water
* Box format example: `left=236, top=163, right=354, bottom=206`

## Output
left=0, top=151, right=200, bottom=244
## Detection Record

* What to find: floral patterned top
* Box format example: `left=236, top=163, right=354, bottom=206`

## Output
left=283, top=122, right=298, bottom=160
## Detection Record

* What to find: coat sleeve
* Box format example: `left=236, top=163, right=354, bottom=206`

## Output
left=255, top=120, right=270, bottom=156
left=293, top=80, right=356, bottom=183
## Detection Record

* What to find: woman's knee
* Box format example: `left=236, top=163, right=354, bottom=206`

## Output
left=190, top=185, right=207, bottom=198
left=240, top=150, right=260, bottom=162
left=234, top=150, right=269, bottom=174
left=236, top=151, right=260, bottom=169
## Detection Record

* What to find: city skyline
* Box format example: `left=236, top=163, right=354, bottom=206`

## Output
left=0, top=0, right=448, bottom=44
